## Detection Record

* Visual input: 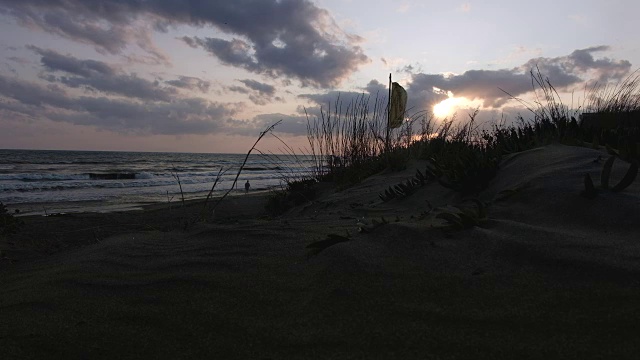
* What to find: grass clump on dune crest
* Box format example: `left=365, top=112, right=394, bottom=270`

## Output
left=266, top=67, right=640, bottom=214
left=579, top=69, right=640, bottom=158
left=581, top=155, right=639, bottom=199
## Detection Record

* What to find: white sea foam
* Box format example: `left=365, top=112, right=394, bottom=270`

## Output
left=0, top=149, right=315, bottom=211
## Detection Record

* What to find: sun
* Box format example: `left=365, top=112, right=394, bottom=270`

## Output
left=433, top=97, right=457, bottom=118
left=432, top=91, right=483, bottom=118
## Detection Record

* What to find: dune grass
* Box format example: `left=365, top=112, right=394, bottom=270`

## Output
left=263, top=67, right=640, bottom=215
left=586, top=69, right=640, bottom=114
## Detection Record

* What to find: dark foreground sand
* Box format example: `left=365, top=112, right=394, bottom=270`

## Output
left=2, top=144, right=640, bottom=359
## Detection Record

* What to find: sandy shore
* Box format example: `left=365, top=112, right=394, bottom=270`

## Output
left=2, top=144, right=640, bottom=359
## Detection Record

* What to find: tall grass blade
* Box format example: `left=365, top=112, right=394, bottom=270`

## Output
left=601, top=156, right=615, bottom=189
left=611, top=161, right=638, bottom=192
left=211, top=120, right=282, bottom=213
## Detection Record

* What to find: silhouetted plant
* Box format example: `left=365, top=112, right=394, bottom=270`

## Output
left=264, top=178, right=319, bottom=216
left=378, top=168, right=432, bottom=202
left=435, top=199, right=488, bottom=230
left=581, top=156, right=639, bottom=198
left=264, top=189, right=290, bottom=216
left=212, top=120, right=282, bottom=214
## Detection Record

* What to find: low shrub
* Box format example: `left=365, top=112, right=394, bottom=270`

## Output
left=265, top=178, right=319, bottom=216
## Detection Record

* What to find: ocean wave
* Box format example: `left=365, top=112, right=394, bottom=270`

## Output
left=242, top=166, right=284, bottom=171
left=0, top=173, right=284, bottom=193
left=0, top=150, right=313, bottom=208
left=88, top=173, right=136, bottom=180
left=0, top=173, right=90, bottom=181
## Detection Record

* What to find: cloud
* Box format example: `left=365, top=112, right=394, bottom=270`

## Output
left=168, top=0, right=370, bottom=87
left=228, top=79, right=282, bottom=105
left=297, top=79, right=390, bottom=120
left=165, top=76, right=211, bottom=93
left=0, top=74, right=71, bottom=108
left=228, top=85, right=250, bottom=95
left=0, top=0, right=368, bottom=86
left=364, top=79, right=389, bottom=95
left=522, top=46, right=631, bottom=83
left=29, top=47, right=177, bottom=101
left=239, top=79, right=276, bottom=96
left=301, top=79, right=386, bottom=104
left=186, top=37, right=259, bottom=71
left=408, top=70, right=532, bottom=109
left=57, top=74, right=179, bottom=101
left=0, top=3, right=171, bottom=65
left=226, top=113, right=309, bottom=137
left=28, top=46, right=116, bottom=77
left=292, top=46, right=634, bottom=122
left=407, top=46, right=633, bottom=110
left=0, top=48, right=291, bottom=137
left=0, top=73, right=241, bottom=135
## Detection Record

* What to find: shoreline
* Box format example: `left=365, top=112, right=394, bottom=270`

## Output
left=6, top=188, right=275, bottom=217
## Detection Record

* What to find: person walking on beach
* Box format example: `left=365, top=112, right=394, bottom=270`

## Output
left=245, top=180, right=250, bottom=193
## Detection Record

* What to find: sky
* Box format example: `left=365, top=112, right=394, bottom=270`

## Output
left=0, top=0, right=638, bottom=153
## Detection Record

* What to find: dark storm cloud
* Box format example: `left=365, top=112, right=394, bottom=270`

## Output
left=0, top=0, right=369, bottom=85
left=407, top=46, right=633, bottom=110
left=0, top=74, right=240, bottom=135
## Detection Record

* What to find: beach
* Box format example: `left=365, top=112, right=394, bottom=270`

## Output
left=2, top=144, right=640, bottom=359
left=0, top=149, right=312, bottom=216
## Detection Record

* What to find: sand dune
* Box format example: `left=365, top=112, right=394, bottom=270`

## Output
left=2, top=144, right=640, bottom=359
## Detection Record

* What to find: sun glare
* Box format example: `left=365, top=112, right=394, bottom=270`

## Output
left=432, top=91, right=483, bottom=118
left=433, top=98, right=457, bottom=118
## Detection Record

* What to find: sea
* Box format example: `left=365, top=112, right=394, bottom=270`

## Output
left=0, top=149, right=316, bottom=216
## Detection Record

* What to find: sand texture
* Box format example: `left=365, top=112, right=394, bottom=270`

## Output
left=2, top=144, right=640, bottom=359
